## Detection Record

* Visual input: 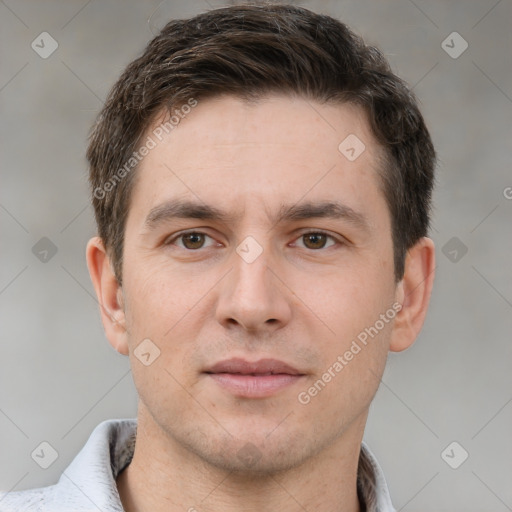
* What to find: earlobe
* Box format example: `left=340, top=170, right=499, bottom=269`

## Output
left=86, top=237, right=129, bottom=356
left=389, top=237, right=435, bottom=352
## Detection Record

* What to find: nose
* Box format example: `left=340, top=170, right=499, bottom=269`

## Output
left=214, top=241, right=292, bottom=334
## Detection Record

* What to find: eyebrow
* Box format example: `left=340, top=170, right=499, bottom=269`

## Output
left=143, top=198, right=370, bottom=232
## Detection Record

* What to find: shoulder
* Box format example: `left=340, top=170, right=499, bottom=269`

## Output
left=0, top=485, right=56, bottom=512
left=0, top=418, right=137, bottom=512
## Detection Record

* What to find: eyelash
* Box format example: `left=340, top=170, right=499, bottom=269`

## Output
left=164, top=229, right=343, bottom=251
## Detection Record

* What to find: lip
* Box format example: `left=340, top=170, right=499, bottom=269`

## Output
left=204, top=358, right=306, bottom=398
left=205, top=357, right=303, bottom=376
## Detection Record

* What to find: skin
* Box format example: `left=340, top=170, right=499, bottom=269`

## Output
left=87, top=94, right=435, bottom=512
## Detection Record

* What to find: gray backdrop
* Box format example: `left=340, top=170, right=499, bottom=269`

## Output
left=1, top=0, right=511, bottom=510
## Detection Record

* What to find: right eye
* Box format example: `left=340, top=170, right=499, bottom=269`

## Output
left=164, top=231, right=220, bottom=251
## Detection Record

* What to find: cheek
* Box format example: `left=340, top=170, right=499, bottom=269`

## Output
left=123, top=257, right=197, bottom=333
left=308, top=263, right=394, bottom=335
left=121, top=257, right=206, bottom=372
left=122, top=275, right=199, bottom=420
left=299, top=261, right=395, bottom=404
left=298, top=317, right=392, bottom=426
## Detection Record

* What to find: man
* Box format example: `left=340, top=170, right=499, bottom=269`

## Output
left=0, top=3, right=435, bottom=511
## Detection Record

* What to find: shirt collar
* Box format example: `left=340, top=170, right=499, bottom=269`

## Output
left=1, top=418, right=395, bottom=512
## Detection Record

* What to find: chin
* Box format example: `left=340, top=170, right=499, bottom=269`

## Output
left=207, top=443, right=307, bottom=475
left=180, top=424, right=321, bottom=476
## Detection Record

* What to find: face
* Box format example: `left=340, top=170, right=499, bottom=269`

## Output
left=116, top=95, right=400, bottom=472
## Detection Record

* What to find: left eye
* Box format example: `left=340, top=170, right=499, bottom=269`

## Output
left=169, top=232, right=217, bottom=250
left=294, top=231, right=337, bottom=250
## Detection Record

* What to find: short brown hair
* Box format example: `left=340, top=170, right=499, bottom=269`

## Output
left=87, top=3, right=436, bottom=284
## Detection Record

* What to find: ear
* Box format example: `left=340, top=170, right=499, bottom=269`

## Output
left=390, top=237, right=435, bottom=352
left=86, top=237, right=129, bottom=356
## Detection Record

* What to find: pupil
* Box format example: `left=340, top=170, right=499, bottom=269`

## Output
left=306, top=233, right=325, bottom=249
left=184, top=233, right=203, bottom=249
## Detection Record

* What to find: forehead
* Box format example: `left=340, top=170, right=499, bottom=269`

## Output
left=149, top=94, right=377, bottom=158
left=128, top=94, right=387, bottom=229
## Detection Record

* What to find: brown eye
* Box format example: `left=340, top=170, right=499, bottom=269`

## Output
left=164, top=231, right=221, bottom=252
left=165, top=232, right=213, bottom=250
left=180, top=232, right=206, bottom=249
left=303, top=233, right=327, bottom=249
left=296, top=231, right=337, bottom=250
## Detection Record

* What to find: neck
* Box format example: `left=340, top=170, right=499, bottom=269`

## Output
left=117, top=406, right=366, bottom=512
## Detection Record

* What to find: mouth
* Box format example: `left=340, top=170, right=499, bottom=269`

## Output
left=203, top=358, right=306, bottom=398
